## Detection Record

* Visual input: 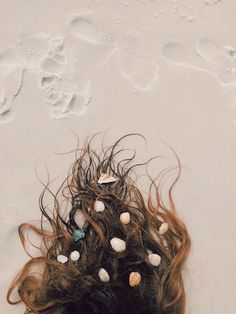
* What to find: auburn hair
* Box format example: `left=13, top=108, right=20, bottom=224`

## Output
left=7, top=134, right=191, bottom=314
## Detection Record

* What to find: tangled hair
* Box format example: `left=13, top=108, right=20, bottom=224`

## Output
left=7, top=134, right=191, bottom=314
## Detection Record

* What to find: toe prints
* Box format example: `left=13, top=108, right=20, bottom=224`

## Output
left=0, top=32, right=92, bottom=123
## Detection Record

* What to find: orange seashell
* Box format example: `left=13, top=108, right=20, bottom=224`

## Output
left=129, top=272, right=141, bottom=287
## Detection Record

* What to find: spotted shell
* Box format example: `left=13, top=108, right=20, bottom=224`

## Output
left=98, top=173, right=117, bottom=184
left=159, top=222, right=169, bottom=235
left=110, top=237, right=126, bottom=252
left=98, top=268, right=110, bottom=282
left=129, top=272, right=141, bottom=287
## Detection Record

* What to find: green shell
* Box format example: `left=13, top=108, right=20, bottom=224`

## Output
left=72, top=229, right=85, bottom=241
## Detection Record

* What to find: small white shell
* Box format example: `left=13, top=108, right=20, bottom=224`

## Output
left=98, top=173, right=117, bottom=184
left=120, top=212, right=130, bottom=225
left=159, top=222, right=169, bottom=235
left=148, top=253, right=161, bottom=266
left=129, top=272, right=141, bottom=287
left=70, top=250, right=80, bottom=261
left=57, top=254, right=68, bottom=264
left=98, top=268, right=110, bottom=282
left=94, top=200, right=105, bottom=212
left=110, top=237, right=126, bottom=252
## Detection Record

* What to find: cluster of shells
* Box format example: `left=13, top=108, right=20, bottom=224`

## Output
left=57, top=173, right=169, bottom=287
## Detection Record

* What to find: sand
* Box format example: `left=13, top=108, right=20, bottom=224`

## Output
left=0, top=0, right=236, bottom=313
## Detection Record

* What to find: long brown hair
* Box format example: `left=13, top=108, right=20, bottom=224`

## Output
left=7, top=134, right=191, bottom=314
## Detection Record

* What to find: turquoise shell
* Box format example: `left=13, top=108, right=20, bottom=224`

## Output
left=73, top=229, right=85, bottom=241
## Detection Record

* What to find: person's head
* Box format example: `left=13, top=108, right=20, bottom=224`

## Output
left=7, top=134, right=190, bottom=314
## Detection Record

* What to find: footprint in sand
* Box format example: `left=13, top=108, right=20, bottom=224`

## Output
left=39, top=37, right=92, bottom=119
left=163, top=38, right=236, bottom=85
left=0, top=65, right=25, bottom=122
left=117, top=34, right=158, bottom=91
left=0, top=32, right=92, bottom=122
left=69, top=13, right=111, bottom=46
left=163, top=38, right=236, bottom=124
left=68, top=14, right=158, bottom=91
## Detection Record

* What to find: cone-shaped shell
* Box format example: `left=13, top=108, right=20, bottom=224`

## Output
left=120, top=212, right=130, bottom=225
left=98, top=268, right=110, bottom=282
left=98, top=173, right=117, bottom=184
left=148, top=253, right=161, bottom=266
left=110, top=237, right=126, bottom=252
left=70, top=250, right=80, bottom=261
left=94, top=200, right=105, bottom=212
left=57, top=255, right=68, bottom=264
left=159, top=222, right=169, bottom=235
left=129, top=272, right=141, bottom=287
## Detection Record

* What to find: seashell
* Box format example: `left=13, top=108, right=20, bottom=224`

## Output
left=73, top=228, right=85, bottom=241
left=70, top=250, right=80, bottom=261
left=110, top=237, right=126, bottom=252
left=94, top=200, right=105, bottom=212
left=120, top=212, right=130, bottom=225
left=147, top=249, right=153, bottom=255
left=98, top=173, right=117, bottom=184
left=129, top=272, right=141, bottom=287
left=148, top=253, right=161, bottom=266
left=98, top=268, right=110, bottom=282
left=159, top=222, right=169, bottom=235
left=57, top=254, right=68, bottom=264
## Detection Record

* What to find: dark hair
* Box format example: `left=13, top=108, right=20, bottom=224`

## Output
left=7, top=134, right=191, bottom=314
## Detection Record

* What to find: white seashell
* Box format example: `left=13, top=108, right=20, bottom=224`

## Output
left=98, top=268, right=110, bottom=282
left=120, top=212, right=130, bottom=225
left=159, top=222, right=169, bottom=235
left=148, top=253, right=161, bottom=266
left=57, top=254, right=68, bottom=264
left=110, top=237, right=126, bottom=252
left=94, top=200, right=105, bottom=212
left=98, top=173, right=117, bottom=184
left=129, top=272, right=141, bottom=287
left=70, top=250, right=80, bottom=261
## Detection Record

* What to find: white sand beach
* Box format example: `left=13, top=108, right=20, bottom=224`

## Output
left=0, top=1, right=236, bottom=313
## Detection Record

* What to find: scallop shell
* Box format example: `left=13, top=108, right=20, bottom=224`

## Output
left=98, top=173, right=117, bottom=184
left=57, top=254, right=68, bottom=264
left=98, top=268, right=110, bottom=282
left=120, top=212, right=130, bottom=225
left=70, top=250, right=80, bottom=261
left=94, top=200, right=105, bottom=212
left=129, top=272, right=141, bottom=287
left=159, top=222, right=169, bottom=235
left=148, top=253, right=161, bottom=266
left=110, top=237, right=126, bottom=252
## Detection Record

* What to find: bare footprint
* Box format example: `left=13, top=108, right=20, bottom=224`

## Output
left=0, top=66, right=25, bottom=122
left=118, top=34, right=158, bottom=91
left=197, top=38, right=236, bottom=84
left=163, top=39, right=236, bottom=85
left=69, top=13, right=111, bottom=46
